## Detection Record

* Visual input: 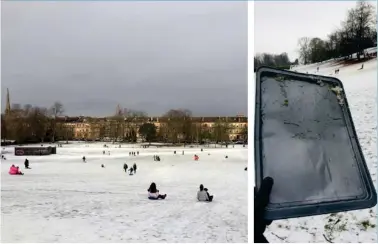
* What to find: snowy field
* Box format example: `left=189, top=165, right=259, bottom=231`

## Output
left=264, top=59, right=377, bottom=243
left=1, top=143, right=248, bottom=243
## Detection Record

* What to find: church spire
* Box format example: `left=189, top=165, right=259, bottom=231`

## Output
left=5, top=88, right=11, bottom=115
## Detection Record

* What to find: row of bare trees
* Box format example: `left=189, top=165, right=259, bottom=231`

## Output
left=2, top=104, right=246, bottom=145
left=86, top=108, right=246, bottom=144
left=155, top=109, right=234, bottom=144
left=1, top=102, right=68, bottom=144
left=298, top=1, right=376, bottom=64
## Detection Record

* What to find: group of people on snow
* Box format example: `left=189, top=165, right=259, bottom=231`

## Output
left=147, top=182, right=214, bottom=202
left=8, top=158, right=31, bottom=175
left=197, top=184, right=213, bottom=202
left=7, top=147, right=221, bottom=204
left=9, top=165, right=24, bottom=175
left=123, top=163, right=137, bottom=175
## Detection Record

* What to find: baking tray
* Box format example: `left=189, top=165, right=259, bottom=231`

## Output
left=254, top=66, right=377, bottom=220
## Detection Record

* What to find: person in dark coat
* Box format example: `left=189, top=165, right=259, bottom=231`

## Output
left=24, top=159, right=30, bottom=169
left=204, top=188, right=213, bottom=202
left=82, top=156, right=86, bottom=163
left=101, top=164, right=105, bottom=168
left=148, top=182, right=167, bottom=199
left=123, top=163, right=128, bottom=172
left=133, top=163, right=137, bottom=173
left=129, top=167, right=134, bottom=175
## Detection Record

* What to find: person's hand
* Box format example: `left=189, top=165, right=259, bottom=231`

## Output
left=254, top=177, right=274, bottom=243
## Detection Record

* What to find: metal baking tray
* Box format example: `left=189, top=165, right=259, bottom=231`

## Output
left=254, top=66, right=377, bottom=220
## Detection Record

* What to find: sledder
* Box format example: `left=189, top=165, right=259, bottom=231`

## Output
left=9, top=165, right=24, bottom=175
left=147, top=182, right=167, bottom=200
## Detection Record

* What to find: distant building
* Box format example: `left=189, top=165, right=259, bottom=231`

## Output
left=58, top=114, right=248, bottom=142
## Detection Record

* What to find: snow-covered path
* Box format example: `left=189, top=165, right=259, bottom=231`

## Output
left=1, top=144, right=248, bottom=243
left=264, top=59, right=377, bottom=243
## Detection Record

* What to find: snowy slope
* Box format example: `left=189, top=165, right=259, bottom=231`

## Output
left=1, top=143, right=248, bottom=243
left=264, top=59, right=377, bottom=243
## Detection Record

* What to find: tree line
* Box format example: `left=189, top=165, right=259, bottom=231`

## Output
left=2, top=102, right=65, bottom=144
left=254, top=52, right=296, bottom=71
left=298, top=1, right=376, bottom=65
left=88, top=108, right=246, bottom=145
left=2, top=103, right=247, bottom=145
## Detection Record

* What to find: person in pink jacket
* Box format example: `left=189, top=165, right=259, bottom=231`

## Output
left=9, top=165, right=23, bottom=175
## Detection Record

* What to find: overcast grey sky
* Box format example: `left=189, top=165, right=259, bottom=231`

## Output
left=2, top=1, right=247, bottom=117
left=254, top=1, right=376, bottom=61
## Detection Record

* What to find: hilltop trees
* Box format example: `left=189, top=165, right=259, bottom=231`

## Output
left=297, top=1, right=376, bottom=64
left=254, top=52, right=292, bottom=70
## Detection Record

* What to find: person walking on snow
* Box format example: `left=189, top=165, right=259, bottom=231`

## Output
left=133, top=163, right=137, bottom=173
left=24, top=158, right=30, bottom=169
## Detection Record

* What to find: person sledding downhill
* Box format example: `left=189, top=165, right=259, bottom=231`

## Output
left=197, top=184, right=213, bottom=202
left=147, top=182, right=167, bottom=200
left=9, top=165, right=24, bottom=175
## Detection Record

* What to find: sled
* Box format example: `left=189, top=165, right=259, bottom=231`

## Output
left=254, top=66, right=377, bottom=220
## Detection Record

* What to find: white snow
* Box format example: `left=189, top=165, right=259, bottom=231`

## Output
left=1, top=143, right=248, bottom=243
left=264, top=59, right=377, bottom=243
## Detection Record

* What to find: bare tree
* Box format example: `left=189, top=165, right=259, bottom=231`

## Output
left=50, top=102, right=65, bottom=142
left=354, top=1, right=376, bottom=59
left=163, top=109, right=193, bottom=144
left=297, top=37, right=311, bottom=64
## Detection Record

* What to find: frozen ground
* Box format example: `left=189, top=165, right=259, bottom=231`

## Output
left=264, top=59, right=377, bottom=243
left=1, top=143, right=248, bottom=243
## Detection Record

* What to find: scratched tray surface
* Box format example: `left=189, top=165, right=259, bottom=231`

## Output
left=255, top=67, right=376, bottom=220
